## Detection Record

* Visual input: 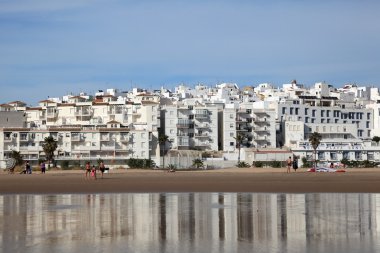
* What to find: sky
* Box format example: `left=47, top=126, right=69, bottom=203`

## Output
left=1, top=0, right=380, bottom=105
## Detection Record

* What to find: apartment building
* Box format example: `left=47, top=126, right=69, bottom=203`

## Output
left=0, top=94, right=160, bottom=167
left=222, top=102, right=277, bottom=152
left=161, top=104, right=218, bottom=151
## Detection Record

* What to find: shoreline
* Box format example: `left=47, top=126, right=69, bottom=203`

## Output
left=1, top=167, right=380, bottom=194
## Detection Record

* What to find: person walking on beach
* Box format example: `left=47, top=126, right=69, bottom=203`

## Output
left=286, top=156, right=292, bottom=173
left=91, top=165, right=97, bottom=180
left=40, top=161, right=46, bottom=174
left=25, top=161, right=32, bottom=174
left=292, top=157, right=298, bottom=172
left=99, top=161, right=105, bottom=178
left=85, top=162, right=91, bottom=179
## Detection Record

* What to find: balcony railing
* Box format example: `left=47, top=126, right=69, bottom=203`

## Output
left=194, top=133, right=209, bottom=138
left=176, top=124, right=190, bottom=128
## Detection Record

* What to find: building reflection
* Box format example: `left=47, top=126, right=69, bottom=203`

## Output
left=0, top=193, right=378, bottom=253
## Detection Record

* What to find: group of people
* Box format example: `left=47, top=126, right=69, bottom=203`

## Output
left=20, top=160, right=46, bottom=174
left=286, top=156, right=298, bottom=173
left=85, top=161, right=106, bottom=179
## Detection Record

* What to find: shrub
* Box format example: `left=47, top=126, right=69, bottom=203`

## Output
left=237, top=161, right=250, bottom=168
left=270, top=161, right=282, bottom=168
left=254, top=161, right=263, bottom=167
left=60, top=160, right=70, bottom=170
left=126, top=158, right=155, bottom=169
left=301, top=157, right=312, bottom=168
left=192, top=158, right=204, bottom=169
left=168, top=164, right=176, bottom=171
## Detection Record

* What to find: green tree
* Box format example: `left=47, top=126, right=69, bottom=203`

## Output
left=192, top=158, right=204, bottom=169
left=234, top=133, right=245, bottom=164
left=159, top=134, right=169, bottom=169
left=10, top=150, right=23, bottom=166
left=309, top=132, right=322, bottom=169
left=340, top=157, right=349, bottom=168
left=42, top=136, right=58, bottom=168
left=372, top=136, right=380, bottom=146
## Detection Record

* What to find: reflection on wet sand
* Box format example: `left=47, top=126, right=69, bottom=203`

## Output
left=0, top=193, right=379, bottom=253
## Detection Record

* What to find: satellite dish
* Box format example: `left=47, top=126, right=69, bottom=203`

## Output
left=5, top=158, right=17, bottom=172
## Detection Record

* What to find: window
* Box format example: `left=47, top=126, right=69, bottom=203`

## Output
left=305, top=117, right=309, bottom=123
left=335, top=119, right=338, bottom=123
left=230, top=114, right=234, bottom=119
left=295, top=108, right=299, bottom=115
left=327, top=110, right=330, bottom=117
left=321, top=110, right=325, bottom=117
left=141, top=142, right=145, bottom=148
left=321, top=119, right=325, bottom=123
left=367, top=113, right=371, bottom=120
left=305, top=108, right=309, bottom=115
left=230, top=123, right=234, bottom=128
left=311, top=119, right=315, bottom=123
left=170, top=111, right=174, bottom=116
left=170, top=129, right=174, bottom=134
left=290, top=108, right=293, bottom=115
left=282, top=107, right=286, bottom=114
left=366, top=121, right=370, bottom=128
left=230, top=132, right=234, bottom=137
left=327, top=119, right=330, bottom=123
left=230, top=142, right=234, bottom=146
left=312, top=110, right=316, bottom=117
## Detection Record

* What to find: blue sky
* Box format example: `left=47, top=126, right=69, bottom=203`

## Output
left=1, top=0, right=380, bottom=105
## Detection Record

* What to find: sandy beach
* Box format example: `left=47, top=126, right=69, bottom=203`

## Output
left=1, top=167, right=380, bottom=194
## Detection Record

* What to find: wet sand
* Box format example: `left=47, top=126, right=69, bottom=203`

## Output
left=1, top=167, right=380, bottom=194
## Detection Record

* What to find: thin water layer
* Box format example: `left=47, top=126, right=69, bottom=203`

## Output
left=0, top=193, right=379, bottom=253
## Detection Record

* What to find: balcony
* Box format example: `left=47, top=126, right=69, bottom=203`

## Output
left=195, top=124, right=209, bottom=128
left=253, top=127, right=268, bottom=132
left=71, top=135, right=83, bottom=142
left=236, top=127, right=248, bottom=132
left=75, top=109, right=93, bottom=116
left=108, top=109, right=123, bottom=115
left=100, top=135, right=110, bottom=141
left=237, top=109, right=250, bottom=114
left=46, top=111, right=58, bottom=118
left=194, top=142, right=210, bottom=147
left=176, top=124, right=190, bottom=128
left=235, top=118, right=247, bottom=123
left=120, top=136, right=130, bottom=142
left=20, top=136, right=29, bottom=142
left=253, top=110, right=268, bottom=115
left=19, top=146, right=42, bottom=151
left=4, top=137, right=14, bottom=142
left=100, top=145, right=115, bottom=151
left=194, top=133, right=210, bottom=138
left=195, top=114, right=209, bottom=119
left=255, top=135, right=268, bottom=141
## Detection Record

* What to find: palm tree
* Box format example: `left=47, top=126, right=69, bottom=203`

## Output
left=372, top=136, right=380, bottom=146
left=42, top=136, right=58, bottom=168
left=309, top=132, right=322, bottom=169
left=10, top=150, right=23, bottom=166
left=159, top=134, right=169, bottom=169
left=234, top=134, right=245, bottom=164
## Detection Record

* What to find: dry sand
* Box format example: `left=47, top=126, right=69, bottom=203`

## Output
left=1, top=167, right=380, bottom=194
